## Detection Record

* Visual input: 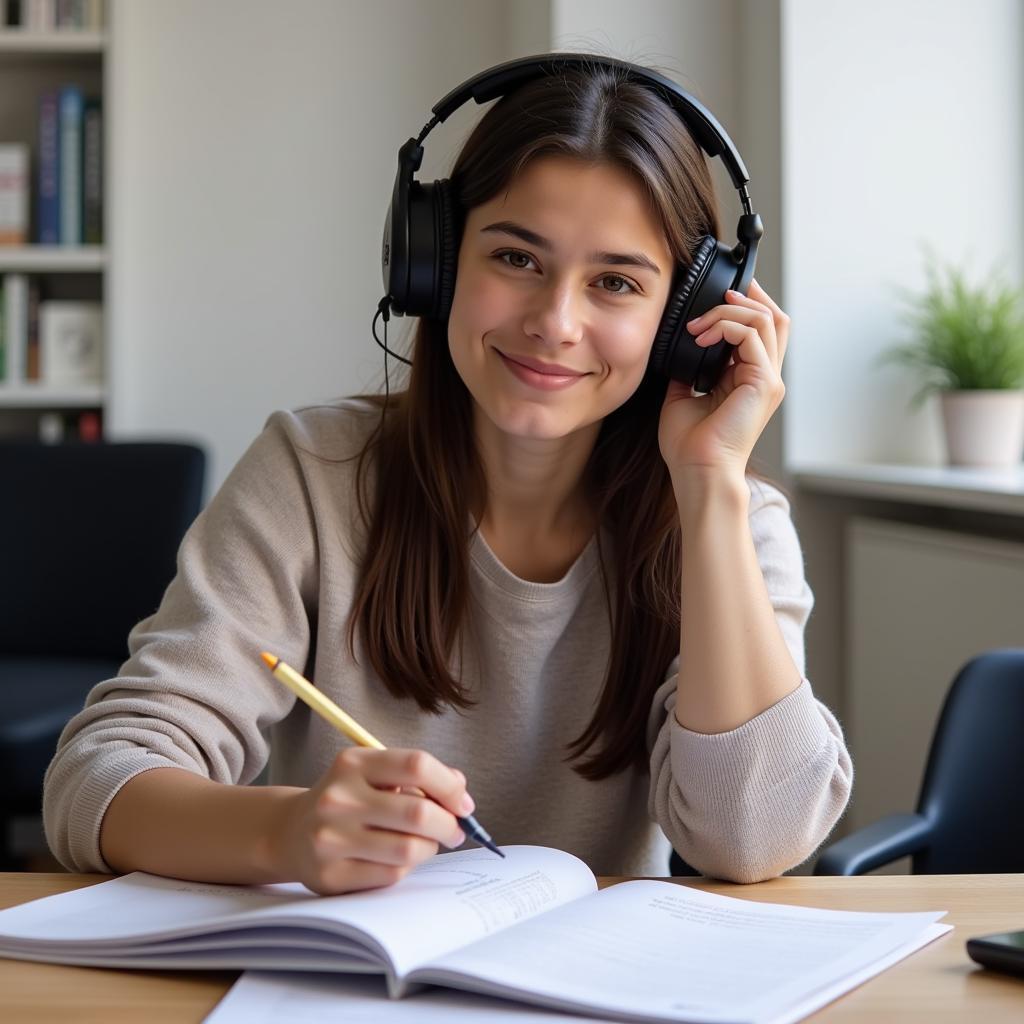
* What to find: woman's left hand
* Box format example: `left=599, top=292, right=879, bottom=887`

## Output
left=658, top=278, right=790, bottom=483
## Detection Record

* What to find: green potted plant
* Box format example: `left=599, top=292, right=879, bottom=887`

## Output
left=882, top=255, right=1024, bottom=467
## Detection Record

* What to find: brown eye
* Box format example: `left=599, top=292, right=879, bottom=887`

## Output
left=495, top=250, right=535, bottom=270
left=599, top=274, right=638, bottom=295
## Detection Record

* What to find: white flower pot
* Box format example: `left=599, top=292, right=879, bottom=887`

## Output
left=939, top=390, right=1024, bottom=467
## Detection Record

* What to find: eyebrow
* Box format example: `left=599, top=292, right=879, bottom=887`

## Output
left=480, top=220, right=663, bottom=276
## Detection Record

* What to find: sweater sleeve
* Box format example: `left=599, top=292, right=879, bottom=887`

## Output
left=646, top=478, right=853, bottom=883
left=42, top=411, right=319, bottom=873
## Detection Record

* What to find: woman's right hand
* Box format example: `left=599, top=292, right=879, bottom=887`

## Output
left=270, top=747, right=475, bottom=895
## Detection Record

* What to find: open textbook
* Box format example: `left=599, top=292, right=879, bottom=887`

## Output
left=0, top=845, right=950, bottom=1024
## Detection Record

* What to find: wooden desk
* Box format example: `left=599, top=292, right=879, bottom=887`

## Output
left=1, top=872, right=1022, bottom=1023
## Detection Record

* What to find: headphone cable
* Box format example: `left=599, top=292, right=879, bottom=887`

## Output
left=372, top=296, right=413, bottom=409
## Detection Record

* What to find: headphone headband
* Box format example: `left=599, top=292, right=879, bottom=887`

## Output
left=425, top=53, right=751, bottom=205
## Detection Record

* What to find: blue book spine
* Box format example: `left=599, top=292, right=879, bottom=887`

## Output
left=37, top=90, right=61, bottom=245
left=59, top=85, right=83, bottom=246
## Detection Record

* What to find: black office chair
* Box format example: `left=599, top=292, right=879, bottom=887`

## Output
left=0, top=440, right=205, bottom=867
left=815, top=649, right=1024, bottom=875
left=669, top=850, right=700, bottom=877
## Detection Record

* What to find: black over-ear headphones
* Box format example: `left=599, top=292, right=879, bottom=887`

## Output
left=380, top=52, right=763, bottom=393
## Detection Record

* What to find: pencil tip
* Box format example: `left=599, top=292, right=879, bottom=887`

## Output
left=260, top=652, right=278, bottom=669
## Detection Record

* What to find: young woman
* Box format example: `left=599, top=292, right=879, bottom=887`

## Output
left=44, top=55, right=852, bottom=892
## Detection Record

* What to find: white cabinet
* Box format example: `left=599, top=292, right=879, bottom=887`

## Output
left=846, top=517, right=1024, bottom=850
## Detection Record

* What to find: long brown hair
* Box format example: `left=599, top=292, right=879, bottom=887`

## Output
left=348, top=58, right=723, bottom=780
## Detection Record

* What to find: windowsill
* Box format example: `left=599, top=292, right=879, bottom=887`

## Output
left=788, top=460, right=1024, bottom=516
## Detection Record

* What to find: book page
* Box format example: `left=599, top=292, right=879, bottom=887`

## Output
left=0, top=872, right=317, bottom=944
left=309, top=845, right=597, bottom=978
left=204, top=970, right=612, bottom=1023
left=0, top=845, right=595, bottom=979
left=205, top=925, right=951, bottom=1024
left=410, top=879, right=950, bottom=1023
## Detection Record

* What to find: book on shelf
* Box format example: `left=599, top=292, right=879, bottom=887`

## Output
left=0, top=272, right=28, bottom=384
left=37, top=90, right=60, bottom=244
left=58, top=85, right=82, bottom=245
left=3, top=273, right=28, bottom=382
left=0, top=845, right=951, bottom=1024
left=25, top=275, right=39, bottom=379
left=36, top=87, right=102, bottom=246
left=2, top=0, right=105, bottom=30
left=0, top=144, right=29, bottom=245
left=39, top=299, right=102, bottom=384
left=82, top=96, right=102, bottom=244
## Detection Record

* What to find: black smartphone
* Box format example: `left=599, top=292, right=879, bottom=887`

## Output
left=966, top=930, right=1024, bottom=978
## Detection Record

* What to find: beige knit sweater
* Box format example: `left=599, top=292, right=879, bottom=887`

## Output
left=43, top=400, right=852, bottom=881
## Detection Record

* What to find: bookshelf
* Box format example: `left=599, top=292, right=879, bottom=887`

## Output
left=0, top=245, right=105, bottom=271
left=0, top=19, right=107, bottom=441
left=0, top=31, right=104, bottom=55
left=0, top=382, right=103, bottom=406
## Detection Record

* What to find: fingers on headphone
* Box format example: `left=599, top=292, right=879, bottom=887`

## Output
left=747, top=280, right=791, bottom=332
left=694, top=321, right=776, bottom=375
left=729, top=286, right=789, bottom=367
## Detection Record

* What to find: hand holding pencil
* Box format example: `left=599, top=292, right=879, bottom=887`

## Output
left=259, top=652, right=502, bottom=896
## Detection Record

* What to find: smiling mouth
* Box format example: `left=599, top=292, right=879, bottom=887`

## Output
left=494, top=349, right=592, bottom=392
left=495, top=349, right=588, bottom=377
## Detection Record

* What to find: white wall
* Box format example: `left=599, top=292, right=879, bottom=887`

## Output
left=106, top=0, right=782, bottom=493
left=106, top=0, right=510, bottom=490
left=735, top=0, right=784, bottom=476
left=554, top=0, right=740, bottom=116
left=782, top=0, right=1024, bottom=467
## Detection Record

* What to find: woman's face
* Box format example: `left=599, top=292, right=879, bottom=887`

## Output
left=447, top=155, right=675, bottom=442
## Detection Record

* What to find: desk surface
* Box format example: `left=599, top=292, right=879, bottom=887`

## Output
left=1, top=871, right=1022, bottom=1023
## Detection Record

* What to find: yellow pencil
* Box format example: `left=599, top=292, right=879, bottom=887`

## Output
left=260, top=652, right=504, bottom=858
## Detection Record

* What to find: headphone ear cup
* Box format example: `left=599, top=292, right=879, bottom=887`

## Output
left=402, top=178, right=460, bottom=320
left=650, top=235, right=717, bottom=385
left=433, top=178, right=460, bottom=321
left=403, top=180, right=440, bottom=318
left=382, top=139, right=426, bottom=317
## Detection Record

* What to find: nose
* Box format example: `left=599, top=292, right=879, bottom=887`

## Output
left=521, top=278, right=585, bottom=349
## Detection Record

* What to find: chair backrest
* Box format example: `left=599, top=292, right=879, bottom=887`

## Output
left=0, top=441, right=205, bottom=659
left=914, top=648, right=1024, bottom=873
